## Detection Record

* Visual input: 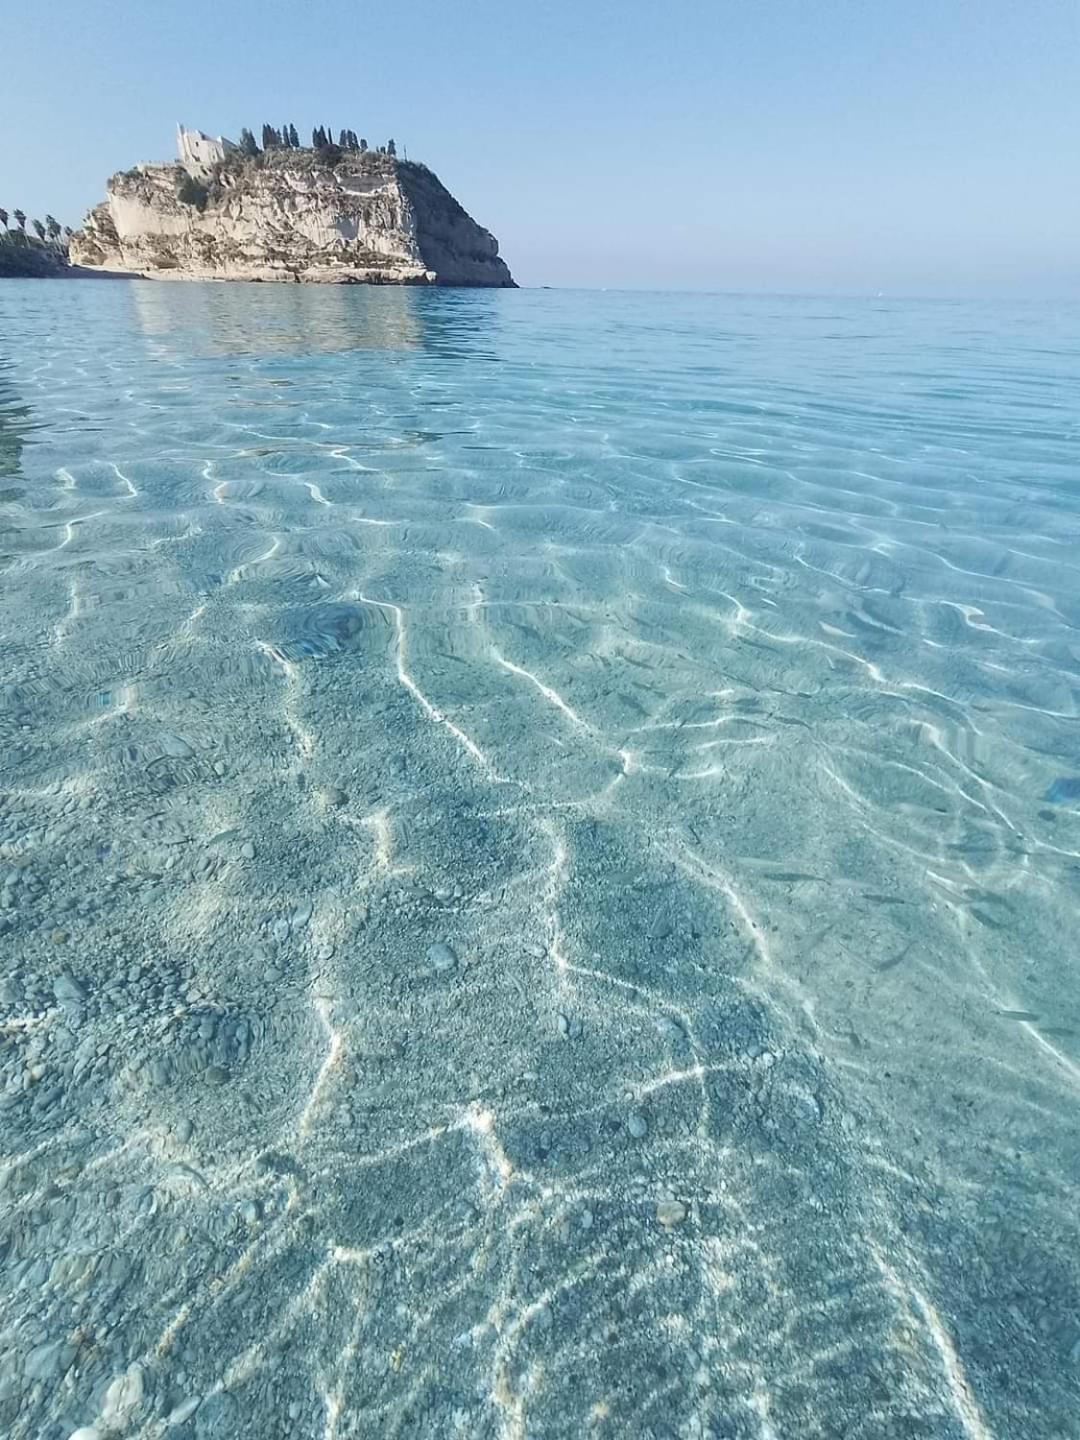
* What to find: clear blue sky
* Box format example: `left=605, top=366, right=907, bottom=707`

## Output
left=3, top=0, right=1077, bottom=295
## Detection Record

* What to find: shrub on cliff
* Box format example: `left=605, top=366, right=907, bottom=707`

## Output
left=176, top=174, right=209, bottom=211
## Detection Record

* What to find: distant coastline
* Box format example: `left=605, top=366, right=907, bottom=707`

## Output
left=0, top=212, right=72, bottom=279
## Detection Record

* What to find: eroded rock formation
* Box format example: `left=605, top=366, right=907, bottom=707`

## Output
left=71, top=149, right=514, bottom=286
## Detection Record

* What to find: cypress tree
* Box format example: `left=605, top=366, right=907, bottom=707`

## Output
left=288, top=123, right=300, bottom=148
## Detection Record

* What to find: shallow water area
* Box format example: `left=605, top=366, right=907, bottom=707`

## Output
left=0, top=280, right=1078, bottom=1438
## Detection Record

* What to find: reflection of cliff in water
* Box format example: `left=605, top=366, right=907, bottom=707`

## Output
left=0, top=362, right=33, bottom=481
left=130, top=281, right=508, bottom=362
left=0, top=362, right=35, bottom=575
left=131, top=282, right=431, bottom=358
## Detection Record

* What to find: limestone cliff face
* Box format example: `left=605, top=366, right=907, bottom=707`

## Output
left=71, top=150, right=514, bottom=286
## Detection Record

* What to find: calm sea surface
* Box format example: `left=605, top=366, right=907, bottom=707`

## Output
left=1, top=281, right=1078, bottom=1439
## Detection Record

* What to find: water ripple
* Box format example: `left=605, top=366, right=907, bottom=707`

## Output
left=0, top=286, right=1077, bottom=1439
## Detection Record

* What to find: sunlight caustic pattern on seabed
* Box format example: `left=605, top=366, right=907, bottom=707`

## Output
left=0, top=285, right=1078, bottom=1439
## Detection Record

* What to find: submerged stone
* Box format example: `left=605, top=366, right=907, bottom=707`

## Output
left=1045, top=777, right=1080, bottom=803
left=427, top=941, right=458, bottom=972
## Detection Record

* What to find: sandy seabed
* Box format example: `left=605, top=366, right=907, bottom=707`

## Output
left=0, top=281, right=1078, bottom=1439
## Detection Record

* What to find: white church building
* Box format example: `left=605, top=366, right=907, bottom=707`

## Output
left=176, top=125, right=237, bottom=177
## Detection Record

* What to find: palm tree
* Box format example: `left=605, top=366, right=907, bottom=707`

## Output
left=45, top=215, right=61, bottom=243
left=31, top=218, right=46, bottom=242
left=13, top=209, right=26, bottom=231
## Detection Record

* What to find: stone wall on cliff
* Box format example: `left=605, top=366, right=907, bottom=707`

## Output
left=70, top=149, right=515, bottom=287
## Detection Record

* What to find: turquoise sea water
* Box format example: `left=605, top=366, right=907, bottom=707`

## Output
left=1, top=280, right=1078, bottom=1439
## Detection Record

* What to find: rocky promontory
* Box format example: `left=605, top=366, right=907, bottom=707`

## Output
left=71, top=144, right=514, bottom=286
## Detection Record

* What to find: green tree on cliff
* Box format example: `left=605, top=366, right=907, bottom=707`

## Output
left=359, top=138, right=368, bottom=152
left=387, top=139, right=396, bottom=157
left=13, top=209, right=26, bottom=231
left=312, top=126, right=326, bottom=149
left=288, top=123, right=300, bottom=148
left=0, top=208, right=8, bottom=231
left=31, top=218, right=46, bottom=241
left=239, top=128, right=259, bottom=156
left=45, top=216, right=61, bottom=242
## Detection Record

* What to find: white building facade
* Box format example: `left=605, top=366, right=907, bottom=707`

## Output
left=176, top=125, right=237, bottom=177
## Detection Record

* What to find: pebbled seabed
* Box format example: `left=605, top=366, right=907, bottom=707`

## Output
left=0, top=281, right=1078, bottom=1439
